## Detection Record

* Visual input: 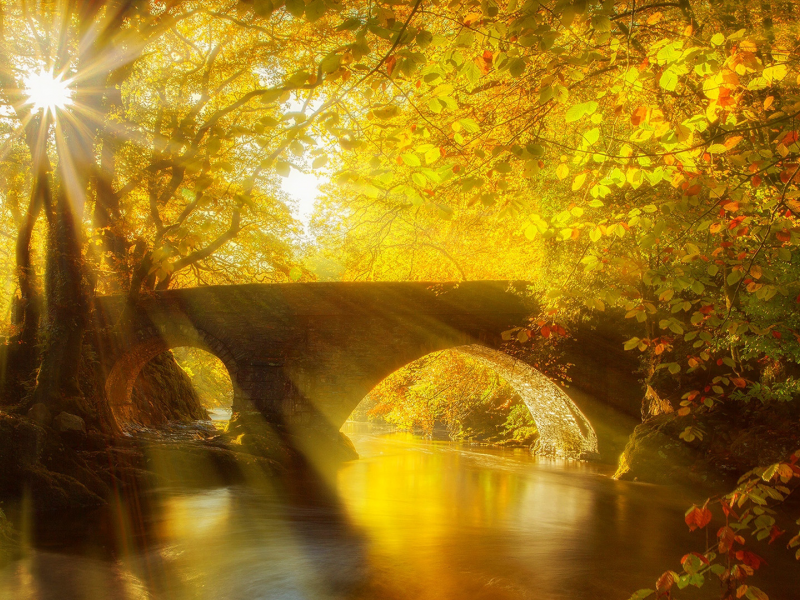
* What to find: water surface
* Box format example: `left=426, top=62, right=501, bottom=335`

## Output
left=1, top=422, right=796, bottom=599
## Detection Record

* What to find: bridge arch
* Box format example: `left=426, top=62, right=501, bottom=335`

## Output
left=104, top=324, right=240, bottom=427
left=347, top=344, right=598, bottom=459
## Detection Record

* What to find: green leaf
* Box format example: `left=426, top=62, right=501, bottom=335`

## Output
left=624, top=337, right=641, bottom=350
left=428, top=98, right=444, bottom=113
left=659, top=68, right=679, bottom=91
left=416, top=30, right=434, bottom=48
left=401, top=153, right=421, bottom=167
left=565, top=105, right=584, bottom=122
left=254, top=0, right=275, bottom=16
left=320, top=53, right=341, bottom=74
left=285, top=0, right=304, bottom=17
left=628, top=589, right=654, bottom=600
left=373, top=105, right=399, bottom=119
left=592, top=15, right=612, bottom=32
left=726, top=270, right=742, bottom=286
left=287, top=70, right=310, bottom=86
left=565, top=101, right=598, bottom=123
left=304, top=0, right=326, bottom=21
left=336, top=18, right=362, bottom=31
left=508, top=57, right=526, bottom=78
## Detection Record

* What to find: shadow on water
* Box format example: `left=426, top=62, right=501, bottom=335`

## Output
left=1, top=442, right=392, bottom=600
left=1, top=422, right=799, bottom=600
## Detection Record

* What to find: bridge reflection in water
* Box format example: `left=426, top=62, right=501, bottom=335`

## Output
left=7, top=428, right=797, bottom=600
left=0, top=431, right=685, bottom=600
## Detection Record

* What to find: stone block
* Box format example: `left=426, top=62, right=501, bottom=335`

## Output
left=53, top=412, right=86, bottom=434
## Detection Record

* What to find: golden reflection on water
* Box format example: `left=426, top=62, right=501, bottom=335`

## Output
left=335, top=429, right=606, bottom=600
left=3, top=426, right=798, bottom=600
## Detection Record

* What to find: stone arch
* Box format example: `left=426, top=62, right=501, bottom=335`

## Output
left=105, top=324, right=240, bottom=427
left=352, top=344, right=598, bottom=460
left=454, top=345, right=597, bottom=458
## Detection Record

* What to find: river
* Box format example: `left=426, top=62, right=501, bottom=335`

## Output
left=1, top=421, right=797, bottom=600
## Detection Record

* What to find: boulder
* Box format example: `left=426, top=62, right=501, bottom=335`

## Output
left=27, top=403, right=53, bottom=426
left=53, top=412, right=86, bottom=434
left=615, top=401, right=800, bottom=489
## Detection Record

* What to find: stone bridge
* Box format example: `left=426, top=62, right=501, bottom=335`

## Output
left=94, top=281, right=642, bottom=459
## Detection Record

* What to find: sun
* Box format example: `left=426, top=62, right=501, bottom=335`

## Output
left=23, top=69, right=74, bottom=114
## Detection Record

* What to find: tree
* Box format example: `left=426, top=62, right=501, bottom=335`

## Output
left=0, top=0, right=429, bottom=416
left=365, top=348, right=536, bottom=442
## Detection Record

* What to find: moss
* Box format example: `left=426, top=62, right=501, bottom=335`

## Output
left=615, top=400, right=800, bottom=488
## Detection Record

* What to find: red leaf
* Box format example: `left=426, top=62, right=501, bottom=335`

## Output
left=655, top=571, right=674, bottom=592
left=721, top=500, right=739, bottom=519
left=732, top=377, right=747, bottom=388
left=771, top=330, right=782, bottom=339
left=718, top=525, right=736, bottom=553
left=685, top=506, right=712, bottom=531
left=540, top=325, right=551, bottom=338
left=385, top=55, right=397, bottom=76
left=681, top=551, right=709, bottom=566
left=735, top=550, right=766, bottom=570
left=697, top=507, right=712, bottom=528
left=751, top=175, right=762, bottom=187
left=781, top=131, right=798, bottom=145
left=631, top=106, right=648, bottom=126
left=768, top=525, right=785, bottom=544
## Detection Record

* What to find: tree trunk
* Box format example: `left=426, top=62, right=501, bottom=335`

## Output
left=31, top=182, right=90, bottom=415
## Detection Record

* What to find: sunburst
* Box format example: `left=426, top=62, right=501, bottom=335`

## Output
left=23, top=69, right=74, bottom=115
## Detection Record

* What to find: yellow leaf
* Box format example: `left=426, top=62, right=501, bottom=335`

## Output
left=724, top=135, right=743, bottom=150
left=556, top=163, right=569, bottom=180
left=626, top=167, right=643, bottom=189
left=646, top=11, right=662, bottom=24
left=425, top=147, right=441, bottom=165
left=572, top=172, right=587, bottom=191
